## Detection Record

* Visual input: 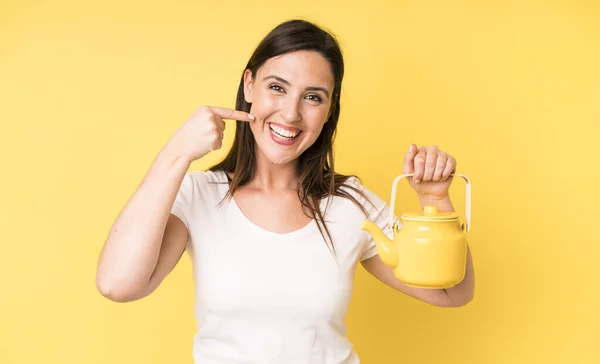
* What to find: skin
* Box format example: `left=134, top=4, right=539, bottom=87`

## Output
left=96, top=50, right=474, bottom=308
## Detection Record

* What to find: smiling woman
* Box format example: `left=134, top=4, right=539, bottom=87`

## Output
left=95, top=18, right=475, bottom=364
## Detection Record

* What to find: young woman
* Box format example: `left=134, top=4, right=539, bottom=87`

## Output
left=96, top=19, right=474, bottom=364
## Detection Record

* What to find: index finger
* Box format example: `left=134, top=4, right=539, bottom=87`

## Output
left=209, top=106, right=255, bottom=122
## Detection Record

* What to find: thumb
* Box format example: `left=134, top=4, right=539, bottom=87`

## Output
left=403, top=143, right=417, bottom=175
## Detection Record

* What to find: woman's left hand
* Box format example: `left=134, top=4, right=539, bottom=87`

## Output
left=403, top=144, right=457, bottom=199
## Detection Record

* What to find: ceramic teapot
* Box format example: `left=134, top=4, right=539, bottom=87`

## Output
left=360, top=173, right=471, bottom=289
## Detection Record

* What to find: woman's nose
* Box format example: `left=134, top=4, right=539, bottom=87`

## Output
left=280, top=97, right=301, bottom=123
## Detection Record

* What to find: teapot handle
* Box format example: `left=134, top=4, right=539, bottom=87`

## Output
left=389, top=173, right=471, bottom=233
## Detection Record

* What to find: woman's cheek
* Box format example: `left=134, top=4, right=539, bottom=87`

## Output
left=307, top=107, right=329, bottom=128
left=252, top=92, right=278, bottom=119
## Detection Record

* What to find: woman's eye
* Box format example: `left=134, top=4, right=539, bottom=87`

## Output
left=269, top=84, right=284, bottom=92
left=306, top=94, right=322, bottom=103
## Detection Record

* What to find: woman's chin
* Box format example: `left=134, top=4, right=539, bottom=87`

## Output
left=264, top=152, right=298, bottom=166
left=254, top=131, right=316, bottom=166
left=255, top=143, right=298, bottom=165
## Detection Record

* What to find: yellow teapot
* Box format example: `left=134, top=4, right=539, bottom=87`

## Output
left=361, top=173, right=471, bottom=289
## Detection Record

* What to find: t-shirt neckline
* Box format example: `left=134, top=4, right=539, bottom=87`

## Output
left=213, top=170, right=319, bottom=239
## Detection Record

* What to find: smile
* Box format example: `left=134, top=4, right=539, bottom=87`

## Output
left=269, top=123, right=301, bottom=139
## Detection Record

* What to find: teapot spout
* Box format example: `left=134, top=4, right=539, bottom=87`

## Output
left=360, top=221, right=398, bottom=267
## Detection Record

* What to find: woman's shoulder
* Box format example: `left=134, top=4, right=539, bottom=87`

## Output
left=337, top=174, right=378, bottom=198
left=186, top=169, right=228, bottom=184
left=338, top=174, right=362, bottom=190
left=334, top=173, right=387, bottom=211
left=176, top=169, right=229, bottom=201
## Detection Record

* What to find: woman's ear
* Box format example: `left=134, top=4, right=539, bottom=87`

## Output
left=243, top=69, right=254, bottom=104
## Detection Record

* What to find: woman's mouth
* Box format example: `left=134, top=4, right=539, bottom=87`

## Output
left=268, top=123, right=302, bottom=146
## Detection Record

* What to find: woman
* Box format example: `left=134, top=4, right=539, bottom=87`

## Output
left=96, top=19, right=474, bottom=364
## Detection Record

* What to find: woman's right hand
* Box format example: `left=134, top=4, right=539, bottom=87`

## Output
left=168, top=106, right=255, bottom=163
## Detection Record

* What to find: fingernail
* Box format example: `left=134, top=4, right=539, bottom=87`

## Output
left=249, top=114, right=255, bottom=120
left=414, top=179, right=420, bottom=183
left=408, top=144, right=414, bottom=153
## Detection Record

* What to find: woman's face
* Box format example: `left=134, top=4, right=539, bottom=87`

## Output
left=243, top=50, right=335, bottom=166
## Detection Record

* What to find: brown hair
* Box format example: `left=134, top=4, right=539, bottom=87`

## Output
left=210, top=19, right=370, bottom=258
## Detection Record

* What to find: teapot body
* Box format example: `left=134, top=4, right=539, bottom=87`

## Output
left=395, top=218, right=467, bottom=289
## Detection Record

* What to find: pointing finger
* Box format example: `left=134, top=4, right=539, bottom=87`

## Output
left=209, top=106, right=255, bottom=122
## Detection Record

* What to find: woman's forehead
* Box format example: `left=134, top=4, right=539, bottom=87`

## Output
left=257, top=50, right=334, bottom=90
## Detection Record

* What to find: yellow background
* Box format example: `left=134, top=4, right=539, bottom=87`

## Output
left=1, top=0, right=598, bottom=363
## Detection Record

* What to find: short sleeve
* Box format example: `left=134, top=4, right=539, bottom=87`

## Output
left=344, top=177, right=400, bottom=261
left=170, top=172, right=194, bottom=233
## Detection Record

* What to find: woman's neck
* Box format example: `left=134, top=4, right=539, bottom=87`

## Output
left=249, top=152, right=300, bottom=193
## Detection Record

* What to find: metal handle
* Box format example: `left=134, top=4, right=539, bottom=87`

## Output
left=389, top=173, right=471, bottom=233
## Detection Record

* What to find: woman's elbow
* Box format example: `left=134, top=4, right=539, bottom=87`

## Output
left=442, top=291, right=474, bottom=308
left=95, top=275, right=146, bottom=303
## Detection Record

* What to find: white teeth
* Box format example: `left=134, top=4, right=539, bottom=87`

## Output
left=270, top=124, right=299, bottom=138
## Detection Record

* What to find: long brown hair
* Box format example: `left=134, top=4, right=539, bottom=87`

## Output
left=210, top=19, right=370, bottom=257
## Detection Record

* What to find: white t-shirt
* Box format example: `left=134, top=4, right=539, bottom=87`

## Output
left=170, top=170, right=396, bottom=364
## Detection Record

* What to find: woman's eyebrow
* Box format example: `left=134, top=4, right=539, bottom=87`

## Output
left=305, top=86, right=330, bottom=98
left=263, top=75, right=291, bottom=86
left=262, top=75, right=330, bottom=98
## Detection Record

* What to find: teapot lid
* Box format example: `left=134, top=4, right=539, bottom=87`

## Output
left=401, top=205, right=459, bottom=221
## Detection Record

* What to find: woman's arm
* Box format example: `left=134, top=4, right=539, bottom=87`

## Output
left=95, top=144, right=191, bottom=303
left=95, top=106, right=254, bottom=303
